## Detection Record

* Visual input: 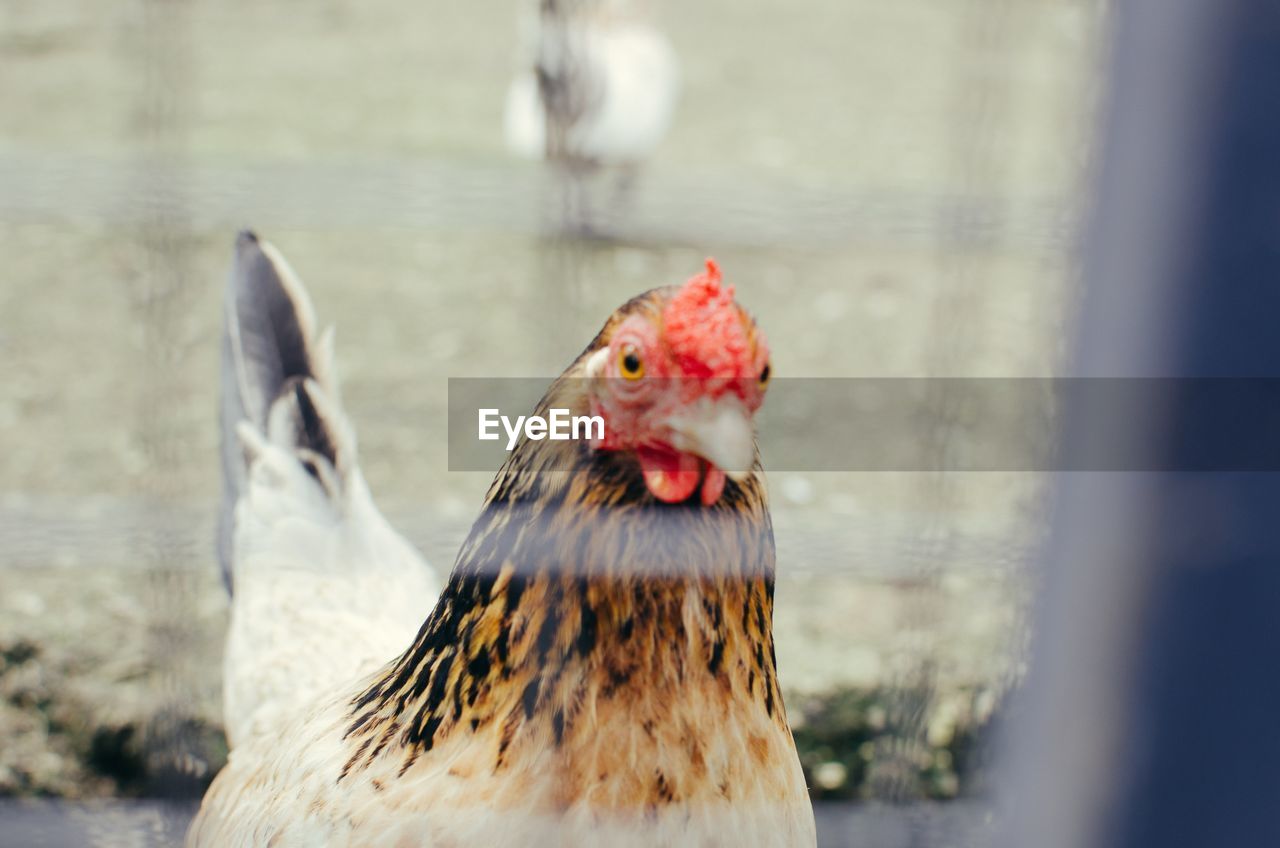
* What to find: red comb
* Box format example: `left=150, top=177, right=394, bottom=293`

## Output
left=663, top=258, right=753, bottom=379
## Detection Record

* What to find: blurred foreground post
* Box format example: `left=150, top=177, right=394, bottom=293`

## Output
left=1001, top=1, right=1280, bottom=847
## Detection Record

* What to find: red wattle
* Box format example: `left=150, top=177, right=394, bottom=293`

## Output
left=700, top=467, right=727, bottom=506
left=637, top=447, right=730, bottom=506
left=637, top=446, right=701, bottom=503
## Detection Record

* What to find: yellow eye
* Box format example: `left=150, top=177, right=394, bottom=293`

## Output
left=618, top=345, right=645, bottom=380
left=758, top=361, right=772, bottom=389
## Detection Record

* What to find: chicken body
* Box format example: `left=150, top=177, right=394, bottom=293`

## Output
left=191, top=238, right=815, bottom=846
left=194, top=557, right=811, bottom=846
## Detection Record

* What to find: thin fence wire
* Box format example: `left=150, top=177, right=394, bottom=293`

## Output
left=0, top=0, right=1099, bottom=818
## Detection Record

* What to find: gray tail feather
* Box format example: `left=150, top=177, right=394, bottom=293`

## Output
left=218, top=230, right=346, bottom=594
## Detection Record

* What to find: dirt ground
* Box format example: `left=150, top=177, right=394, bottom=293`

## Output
left=0, top=0, right=1101, bottom=799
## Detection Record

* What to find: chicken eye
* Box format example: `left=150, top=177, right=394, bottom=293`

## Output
left=758, top=361, right=771, bottom=389
left=618, top=345, right=645, bottom=381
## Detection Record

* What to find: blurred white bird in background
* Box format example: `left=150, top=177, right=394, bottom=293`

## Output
left=504, top=0, right=681, bottom=233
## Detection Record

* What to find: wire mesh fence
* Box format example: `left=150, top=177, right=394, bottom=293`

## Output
left=0, top=0, right=1103, bottom=839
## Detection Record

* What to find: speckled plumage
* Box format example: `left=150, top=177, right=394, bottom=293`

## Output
left=190, top=241, right=815, bottom=846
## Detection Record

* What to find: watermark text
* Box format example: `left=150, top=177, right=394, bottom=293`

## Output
left=478, top=408, right=605, bottom=451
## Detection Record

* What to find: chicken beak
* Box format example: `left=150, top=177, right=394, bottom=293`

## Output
left=665, top=394, right=756, bottom=481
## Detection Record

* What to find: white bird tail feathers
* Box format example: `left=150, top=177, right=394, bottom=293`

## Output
left=216, top=231, right=439, bottom=749
left=218, top=231, right=352, bottom=593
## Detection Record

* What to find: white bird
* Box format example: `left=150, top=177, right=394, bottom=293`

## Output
left=215, top=231, right=440, bottom=750
left=504, top=0, right=681, bottom=231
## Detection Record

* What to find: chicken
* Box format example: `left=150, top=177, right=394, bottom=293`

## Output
left=190, top=234, right=815, bottom=846
left=504, top=0, right=680, bottom=231
left=215, top=231, right=440, bottom=749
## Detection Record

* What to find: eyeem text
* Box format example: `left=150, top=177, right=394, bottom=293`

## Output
left=478, top=408, right=605, bottom=451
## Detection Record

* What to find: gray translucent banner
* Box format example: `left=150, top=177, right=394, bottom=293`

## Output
left=447, top=378, right=1280, bottom=472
